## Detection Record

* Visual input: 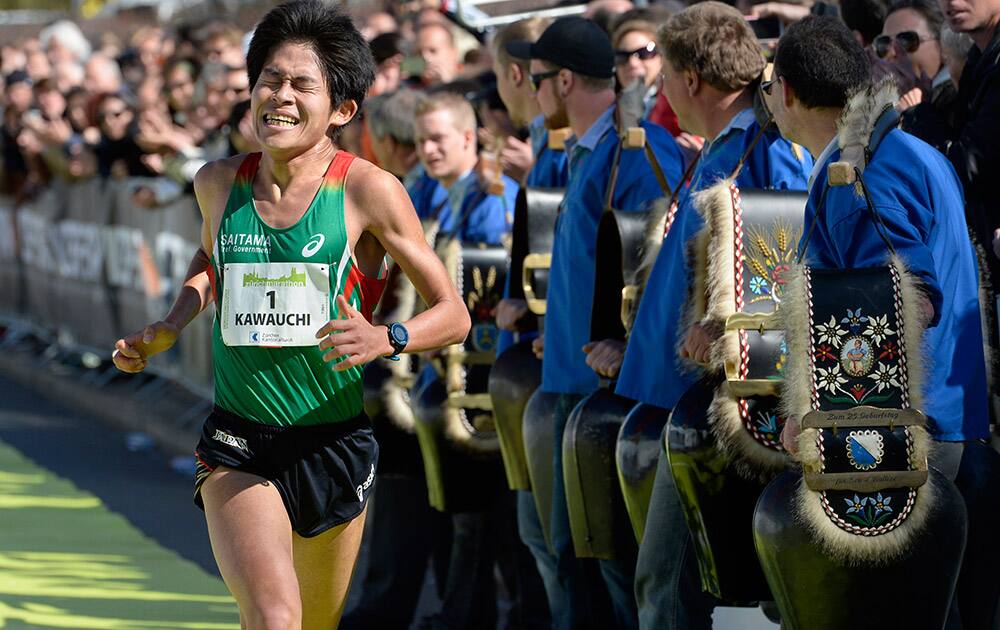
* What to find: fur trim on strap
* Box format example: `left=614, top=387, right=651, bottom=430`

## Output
left=634, top=196, right=671, bottom=294
left=782, top=258, right=934, bottom=565
left=836, top=78, right=899, bottom=178
left=686, top=177, right=792, bottom=478
left=441, top=238, right=500, bottom=454
left=708, top=383, right=791, bottom=481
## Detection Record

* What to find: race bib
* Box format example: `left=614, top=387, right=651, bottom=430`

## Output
left=221, top=262, right=330, bottom=347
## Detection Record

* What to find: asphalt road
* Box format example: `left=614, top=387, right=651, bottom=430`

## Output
left=0, top=370, right=776, bottom=629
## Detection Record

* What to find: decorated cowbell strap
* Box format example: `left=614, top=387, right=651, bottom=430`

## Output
left=797, top=107, right=901, bottom=264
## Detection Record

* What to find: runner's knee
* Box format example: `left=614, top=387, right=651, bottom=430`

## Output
left=241, top=596, right=301, bottom=630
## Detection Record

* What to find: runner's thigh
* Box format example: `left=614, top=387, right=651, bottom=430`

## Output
left=293, top=507, right=368, bottom=630
left=201, top=467, right=301, bottom=620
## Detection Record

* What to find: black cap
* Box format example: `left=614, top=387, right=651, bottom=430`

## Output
left=5, top=70, right=32, bottom=88
left=505, top=17, right=614, bottom=79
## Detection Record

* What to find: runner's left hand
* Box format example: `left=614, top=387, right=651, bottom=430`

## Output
left=316, top=295, right=393, bottom=371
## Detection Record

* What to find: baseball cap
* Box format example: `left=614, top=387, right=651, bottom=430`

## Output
left=505, top=17, right=614, bottom=79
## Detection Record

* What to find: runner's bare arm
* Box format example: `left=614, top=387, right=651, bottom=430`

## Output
left=159, top=158, right=240, bottom=329
left=319, top=162, right=470, bottom=367
left=112, top=157, right=240, bottom=372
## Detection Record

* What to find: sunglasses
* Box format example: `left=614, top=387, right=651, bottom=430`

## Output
left=614, top=41, right=658, bottom=65
left=872, top=31, right=935, bottom=58
left=760, top=75, right=781, bottom=96
left=530, top=69, right=561, bottom=92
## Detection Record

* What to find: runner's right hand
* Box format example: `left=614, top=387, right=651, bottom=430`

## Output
left=113, top=321, right=180, bottom=373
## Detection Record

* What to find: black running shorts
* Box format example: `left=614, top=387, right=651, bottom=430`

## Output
left=193, top=405, right=378, bottom=537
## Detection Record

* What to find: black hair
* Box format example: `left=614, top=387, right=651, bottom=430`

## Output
left=247, top=0, right=376, bottom=113
left=887, top=0, right=945, bottom=37
left=774, top=16, right=872, bottom=109
left=370, top=31, right=404, bottom=66
left=840, top=0, right=888, bottom=45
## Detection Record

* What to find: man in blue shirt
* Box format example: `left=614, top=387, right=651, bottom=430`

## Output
left=411, top=92, right=518, bottom=244
left=491, top=17, right=569, bottom=355
left=409, top=91, right=522, bottom=630
left=508, top=15, right=685, bottom=629
left=764, top=16, right=995, bottom=627
left=491, top=18, right=572, bottom=628
left=587, top=5, right=812, bottom=628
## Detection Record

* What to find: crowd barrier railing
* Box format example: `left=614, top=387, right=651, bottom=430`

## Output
left=0, top=177, right=214, bottom=399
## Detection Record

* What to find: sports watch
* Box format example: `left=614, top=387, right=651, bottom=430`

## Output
left=386, top=322, right=409, bottom=361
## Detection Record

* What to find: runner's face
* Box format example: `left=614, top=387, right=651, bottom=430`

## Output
left=251, top=42, right=335, bottom=154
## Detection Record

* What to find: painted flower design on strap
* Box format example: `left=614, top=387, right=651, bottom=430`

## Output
left=841, top=308, right=869, bottom=333
left=872, top=363, right=902, bottom=392
left=816, top=364, right=848, bottom=394
left=810, top=306, right=905, bottom=407
left=815, top=316, right=844, bottom=346
left=865, top=314, right=896, bottom=346
left=843, top=492, right=895, bottom=527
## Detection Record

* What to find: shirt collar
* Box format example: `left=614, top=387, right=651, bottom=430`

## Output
left=575, top=105, right=616, bottom=153
left=931, top=67, right=951, bottom=90
left=808, top=136, right=840, bottom=191
left=702, top=107, right=756, bottom=156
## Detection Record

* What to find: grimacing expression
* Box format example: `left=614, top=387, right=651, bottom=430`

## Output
left=250, top=42, right=339, bottom=155
left=414, top=107, right=473, bottom=183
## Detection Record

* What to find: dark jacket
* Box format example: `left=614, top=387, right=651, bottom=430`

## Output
left=900, top=72, right=958, bottom=154
left=947, top=28, right=1000, bottom=281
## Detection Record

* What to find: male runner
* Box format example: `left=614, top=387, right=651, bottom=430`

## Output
left=112, top=2, right=470, bottom=628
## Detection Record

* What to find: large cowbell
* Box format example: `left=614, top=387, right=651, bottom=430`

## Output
left=515, top=186, right=564, bottom=541
left=489, top=186, right=562, bottom=491
left=563, top=208, right=660, bottom=560
left=616, top=401, right=670, bottom=542
left=753, top=263, right=966, bottom=629
left=412, top=240, right=509, bottom=512
left=518, top=187, right=563, bottom=317
left=667, top=183, right=807, bottom=603
left=612, top=196, right=675, bottom=543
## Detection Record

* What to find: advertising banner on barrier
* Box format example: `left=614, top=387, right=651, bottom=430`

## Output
left=4, top=178, right=214, bottom=394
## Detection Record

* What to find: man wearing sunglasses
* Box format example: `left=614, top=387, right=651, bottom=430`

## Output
left=874, top=0, right=957, bottom=151
left=766, top=16, right=996, bottom=628
left=507, top=15, right=684, bottom=630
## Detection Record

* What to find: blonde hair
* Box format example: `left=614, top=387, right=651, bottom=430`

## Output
left=657, top=1, right=765, bottom=92
left=415, top=91, right=477, bottom=133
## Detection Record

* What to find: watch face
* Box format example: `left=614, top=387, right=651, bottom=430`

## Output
left=391, top=322, right=409, bottom=345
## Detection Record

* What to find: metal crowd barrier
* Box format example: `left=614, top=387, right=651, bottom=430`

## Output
left=0, top=177, right=214, bottom=399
